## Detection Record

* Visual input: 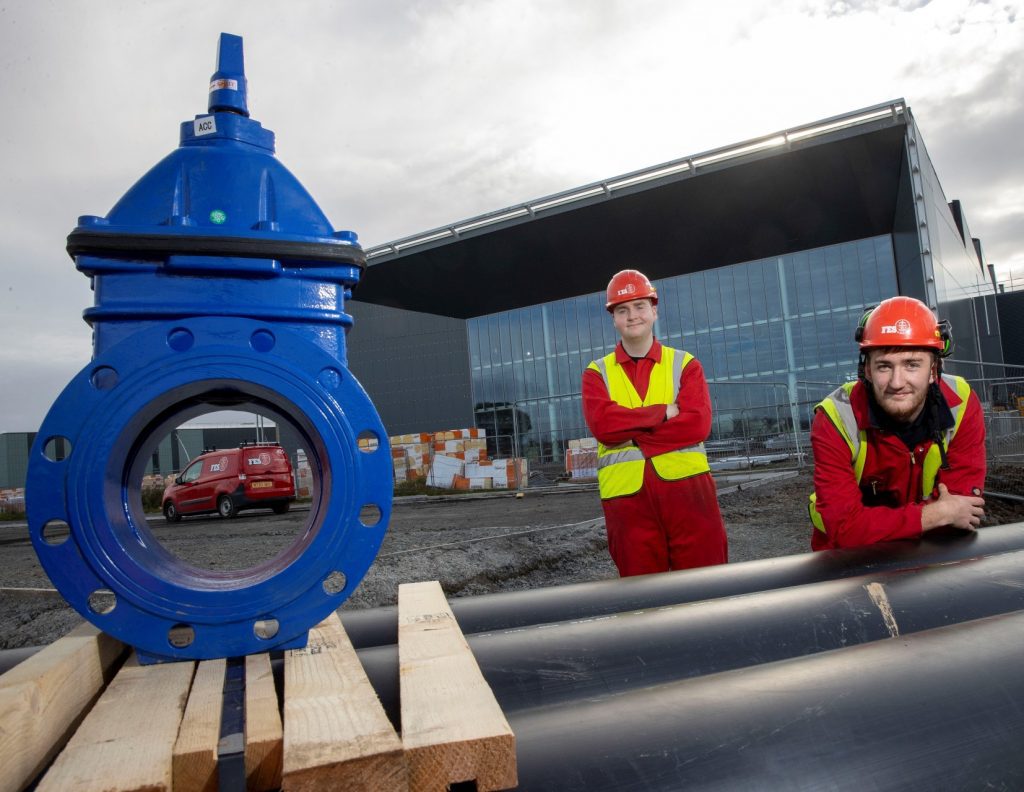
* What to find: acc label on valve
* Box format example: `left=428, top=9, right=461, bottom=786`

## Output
left=194, top=116, right=217, bottom=136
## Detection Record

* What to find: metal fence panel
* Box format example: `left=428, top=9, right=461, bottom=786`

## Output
left=986, top=411, right=1024, bottom=499
left=505, top=369, right=1024, bottom=498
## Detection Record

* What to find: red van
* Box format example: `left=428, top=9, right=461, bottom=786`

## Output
left=162, top=443, right=296, bottom=522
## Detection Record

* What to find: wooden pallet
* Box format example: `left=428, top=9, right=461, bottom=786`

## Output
left=0, top=581, right=516, bottom=792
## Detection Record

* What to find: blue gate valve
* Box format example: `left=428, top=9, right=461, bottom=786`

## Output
left=26, top=33, right=393, bottom=663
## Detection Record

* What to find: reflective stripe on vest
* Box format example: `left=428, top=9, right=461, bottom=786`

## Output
left=588, top=346, right=710, bottom=500
left=808, top=374, right=973, bottom=532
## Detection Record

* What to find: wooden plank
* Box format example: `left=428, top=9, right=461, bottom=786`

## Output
left=0, top=622, right=126, bottom=792
left=172, top=658, right=225, bottom=792
left=282, top=613, right=407, bottom=791
left=399, top=581, right=517, bottom=791
left=245, top=653, right=282, bottom=792
left=36, top=653, right=195, bottom=792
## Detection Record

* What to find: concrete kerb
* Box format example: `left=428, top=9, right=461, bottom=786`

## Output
left=715, top=469, right=801, bottom=496
left=394, top=469, right=801, bottom=505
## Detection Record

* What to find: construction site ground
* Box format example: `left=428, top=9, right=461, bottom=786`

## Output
left=2, top=465, right=1022, bottom=650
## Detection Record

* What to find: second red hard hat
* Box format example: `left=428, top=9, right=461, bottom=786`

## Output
left=856, top=296, right=947, bottom=352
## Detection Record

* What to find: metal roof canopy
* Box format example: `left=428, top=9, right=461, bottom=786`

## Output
left=355, top=101, right=910, bottom=319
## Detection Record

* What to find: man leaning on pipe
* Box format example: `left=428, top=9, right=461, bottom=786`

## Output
left=808, top=296, right=986, bottom=550
left=582, top=269, right=728, bottom=576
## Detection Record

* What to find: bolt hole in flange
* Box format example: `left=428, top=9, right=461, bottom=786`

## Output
left=254, top=618, right=280, bottom=640
left=167, top=328, right=195, bottom=352
left=43, top=436, right=72, bottom=463
left=90, top=364, right=119, bottom=389
left=88, top=589, right=117, bottom=615
left=323, top=570, right=347, bottom=595
left=41, top=520, right=71, bottom=546
left=357, top=428, right=380, bottom=453
left=360, top=504, right=382, bottom=528
left=250, top=329, right=276, bottom=353
left=90, top=366, right=119, bottom=390
left=169, top=624, right=195, bottom=648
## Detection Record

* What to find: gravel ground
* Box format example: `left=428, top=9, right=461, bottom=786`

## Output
left=2, top=466, right=1022, bottom=650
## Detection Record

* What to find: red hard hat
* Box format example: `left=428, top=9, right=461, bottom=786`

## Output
left=605, top=269, right=657, bottom=312
left=857, top=296, right=946, bottom=351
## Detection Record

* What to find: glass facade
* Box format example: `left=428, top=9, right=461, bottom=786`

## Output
left=469, top=235, right=898, bottom=462
left=913, top=116, right=999, bottom=382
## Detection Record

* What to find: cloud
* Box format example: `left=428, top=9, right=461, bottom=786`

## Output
left=815, top=0, right=932, bottom=18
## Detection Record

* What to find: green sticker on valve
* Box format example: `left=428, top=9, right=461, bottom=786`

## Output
left=210, top=209, right=227, bottom=224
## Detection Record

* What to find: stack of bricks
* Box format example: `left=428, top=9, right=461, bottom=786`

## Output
left=0, top=487, right=24, bottom=516
left=565, top=437, right=599, bottom=481
left=388, top=432, right=442, bottom=484
left=386, top=428, right=528, bottom=490
left=461, top=455, right=528, bottom=491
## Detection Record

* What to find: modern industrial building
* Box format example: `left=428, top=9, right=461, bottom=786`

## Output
left=1, top=100, right=1010, bottom=491
left=346, top=99, right=1005, bottom=465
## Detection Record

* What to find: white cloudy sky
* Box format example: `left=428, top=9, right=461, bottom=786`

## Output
left=1, top=0, right=1021, bottom=434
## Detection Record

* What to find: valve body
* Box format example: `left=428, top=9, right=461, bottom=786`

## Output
left=26, top=33, right=392, bottom=663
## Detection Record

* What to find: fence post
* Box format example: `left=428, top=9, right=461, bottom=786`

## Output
left=511, top=405, right=521, bottom=461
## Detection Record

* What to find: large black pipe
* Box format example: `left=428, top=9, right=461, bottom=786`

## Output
left=341, top=522, right=1024, bottom=649
left=509, top=610, right=1024, bottom=790
left=0, top=645, right=43, bottom=675
left=356, top=548, right=1024, bottom=730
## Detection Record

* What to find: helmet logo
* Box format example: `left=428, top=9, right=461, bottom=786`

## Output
left=881, top=319, right=912, bottom=334
left=616, top=284, right=637, bottom=297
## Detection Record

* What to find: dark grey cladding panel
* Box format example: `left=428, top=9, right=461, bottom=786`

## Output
left=346, top=301, right=473, bottom=436
left=995, top=291, right=1024, bottom=366
left=356, top=123, right=909, bottom=319
left=974, top=294, right=1005, bottom=371
left=0, top=432, right=35, bottom=489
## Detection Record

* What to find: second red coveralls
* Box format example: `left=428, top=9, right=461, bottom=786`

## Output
left=582, top=339, right=728, bottom=576
left=809, top=375, right=986, bottom=550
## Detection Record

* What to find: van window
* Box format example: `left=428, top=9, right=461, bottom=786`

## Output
left=181, top=459, right=204, bottom=483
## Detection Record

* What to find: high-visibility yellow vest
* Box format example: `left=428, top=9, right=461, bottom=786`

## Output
left=808, top=374, right=973, bottom=532
left=587, top=346, right=711, bottom=500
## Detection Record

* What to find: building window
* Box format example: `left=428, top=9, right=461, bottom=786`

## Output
left=468, top=235, right=898, bottom=461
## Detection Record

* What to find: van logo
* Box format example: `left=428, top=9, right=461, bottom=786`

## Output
left=209, top=455, right=230, bottom=473
left=247, top=452, right=272, bottom=466
left=881, top=319, right=911, bottom=334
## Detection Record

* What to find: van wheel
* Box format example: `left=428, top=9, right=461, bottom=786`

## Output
left=217, top=495, right=238, bottom=519
left=163, top=501, right=181, bottom=523
left=272, top=501, right=290, bottom=515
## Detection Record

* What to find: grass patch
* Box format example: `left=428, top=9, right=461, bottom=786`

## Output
left=394, top=479, right=474, bottom=497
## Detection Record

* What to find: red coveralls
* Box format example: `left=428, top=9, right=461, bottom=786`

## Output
left=810, top=377, right=986, bottom=551
left=582, top=339, right=728, bottom=576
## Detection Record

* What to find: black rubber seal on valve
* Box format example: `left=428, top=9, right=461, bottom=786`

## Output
left=66, top=230, right=367, bottom=271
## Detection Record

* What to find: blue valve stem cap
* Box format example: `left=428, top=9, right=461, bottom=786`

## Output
left=209, top=32, right=249, bottom=117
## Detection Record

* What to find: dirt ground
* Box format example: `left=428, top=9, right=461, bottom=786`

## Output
left=2, top=466, right=1022, bottom=651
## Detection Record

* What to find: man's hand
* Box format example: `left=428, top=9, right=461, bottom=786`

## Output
left=921, top=483, right=985, bottom=532
left=665, top=403, right=679, bottom=421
